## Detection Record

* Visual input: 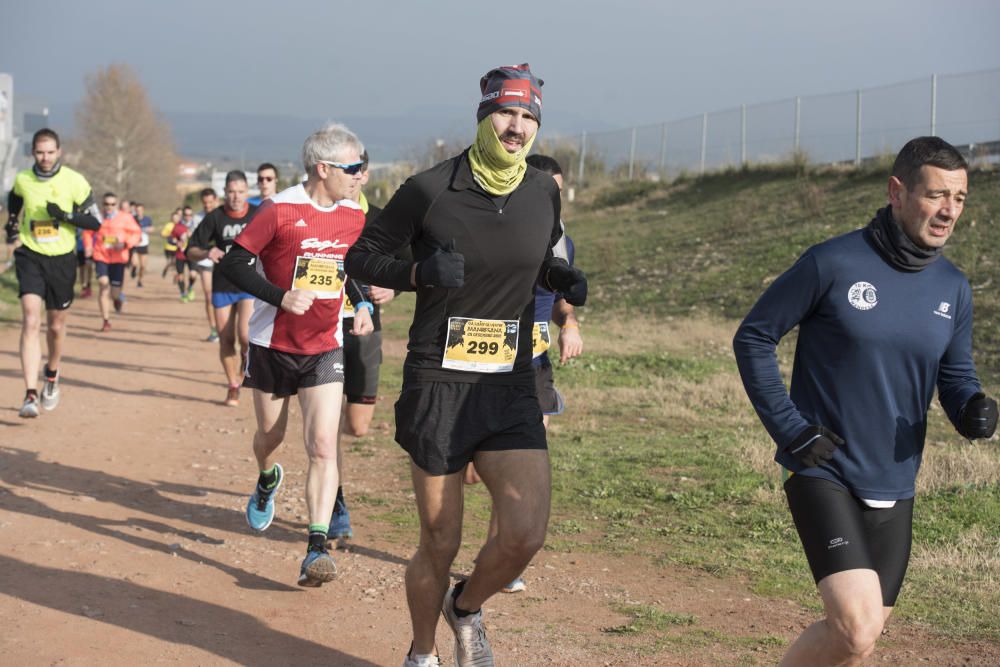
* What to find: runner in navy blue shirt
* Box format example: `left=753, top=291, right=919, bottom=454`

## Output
left=734, top=136, right=997, bottom=666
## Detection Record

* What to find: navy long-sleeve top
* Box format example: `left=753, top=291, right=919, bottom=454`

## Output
left=733, top=226, right=981, bottom=500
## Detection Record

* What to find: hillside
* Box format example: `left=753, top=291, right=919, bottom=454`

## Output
left=568, top=164, right=1000, bottom=375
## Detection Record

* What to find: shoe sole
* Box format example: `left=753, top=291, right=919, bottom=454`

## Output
left=19, top=407, right=39, bottom=418
left=501, top=582, right=526, bottom=594
left=298, top=556, right=337, bottom=587
left=246, top=464, right=283, bottom=532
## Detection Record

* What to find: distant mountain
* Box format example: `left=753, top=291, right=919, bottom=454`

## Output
left=48, top=103, right=614, bottom=164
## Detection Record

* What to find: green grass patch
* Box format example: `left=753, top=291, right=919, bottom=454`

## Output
left=603, top=604, right=696, bottom=634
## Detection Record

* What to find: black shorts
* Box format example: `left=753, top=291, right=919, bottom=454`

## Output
left=95, top=261, right=127, bottom=287
left=784, top=474, right=913, bottom=606
left=14, top=246, right=76, bottom=310
left=134, top=245, right=149, bottom=255
left=243, top=343, right=344, bottom=398
left=534, top=363, right=565, bottom=415
left=343, top=326, right=382, bottom=404
left=76, top=249, right=89, bottom=267
left=174, top=258, right=189, bottom=273
left=394, top=381, right=547, bottom=475
left=165, top=249, right=176, bottom=261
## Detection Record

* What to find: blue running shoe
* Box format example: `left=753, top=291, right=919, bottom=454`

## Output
left=328, top=499, right=353, bottom=541
left=298, top=548, right=337, bottom=587
left=245, top=463, right=283, bottom=532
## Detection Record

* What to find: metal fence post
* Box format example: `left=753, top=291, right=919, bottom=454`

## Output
left=794, top=96, right=801, bottom=152
left=628, top=126, right=637, bottom=180
left=740, top=103, right=747, bottom=166
left=700, top=112, right=708, bottom=174
left=855, top=89, right=862, bottom=167
left=577, top=131, right=586, bottom=186
left=930, top=74, right=937, bottom=136
left=658, top=122, right=668, bottom=178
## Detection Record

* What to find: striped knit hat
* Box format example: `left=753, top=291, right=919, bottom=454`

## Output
left=477, top=63, right=543, bottom=125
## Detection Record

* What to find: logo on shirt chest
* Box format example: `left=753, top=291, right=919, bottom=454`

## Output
left=934, top=302, right=952, bottom=320
left=848, top=281, right=878, bottom=311
left=300, top=237, right=348, bottom=252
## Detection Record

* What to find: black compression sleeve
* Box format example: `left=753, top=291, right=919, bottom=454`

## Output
left=345, top=277, right=369, bottom=308
left=220, top=243, right=286, bottom=308
left=7, top=190, right=23, bottom=218
left=67, top=193, right=101, bottom=231
left=67, top=213, right=101, bottom=231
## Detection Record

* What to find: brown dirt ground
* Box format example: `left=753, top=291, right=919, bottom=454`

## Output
left=1, top=258, right=997, bottom=666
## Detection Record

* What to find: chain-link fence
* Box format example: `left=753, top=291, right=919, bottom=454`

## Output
left=560, top=68, right=1000, bottom=186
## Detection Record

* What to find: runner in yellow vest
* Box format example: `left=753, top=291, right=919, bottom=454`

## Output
left=5, top=128, right=101, bottom=418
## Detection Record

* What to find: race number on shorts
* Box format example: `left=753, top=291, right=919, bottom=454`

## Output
left=532, top=321, right=551, bottom=358
left=291, top=256, right=343, bottom=299
left=442, top=317, right=519, bottom=373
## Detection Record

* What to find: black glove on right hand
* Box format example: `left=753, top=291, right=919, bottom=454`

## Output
left=786, top=425, right=844, bottom=468
left=5, top=216, right=18, bottom=243
left=957, top=392, right=998, bottom=440
left=546, top=260, right=588, bottom=306
left=46, top=202, right=70, bottom=222
left=415, top=240, right=464, bottom=288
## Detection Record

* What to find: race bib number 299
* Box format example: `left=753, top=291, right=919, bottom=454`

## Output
left=442, top=317, right=518, bottom=373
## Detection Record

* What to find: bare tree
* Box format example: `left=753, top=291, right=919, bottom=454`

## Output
left=75, top=64, right=178, bottom=207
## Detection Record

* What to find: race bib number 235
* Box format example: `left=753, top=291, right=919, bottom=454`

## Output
left=291, top=256, right=343, bottom=299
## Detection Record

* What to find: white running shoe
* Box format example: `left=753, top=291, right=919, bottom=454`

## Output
left=40, top=373, right=60, bottom=411
left=440, top=585, right=494, bottom=667
left=403, top=652, right=441, bottom=667
left=501, top=576, right=526, bottom=593
left=19, top=393, right=40, bottom=418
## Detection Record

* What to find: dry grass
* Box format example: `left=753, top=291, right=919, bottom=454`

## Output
left=582, top=314, right=737, bottom=357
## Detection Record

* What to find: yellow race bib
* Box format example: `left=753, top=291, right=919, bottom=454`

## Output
left=532, top=321, right=551, bottom=358
left=442, top=317, right=518, bottom=373
left=103, top=235, right=118, bottom=247
left=30, top=220, right=59, bottom=243
left=291, top=256, right=343, bottom=299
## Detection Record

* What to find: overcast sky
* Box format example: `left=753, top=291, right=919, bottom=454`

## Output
left=3, top=0, right=999, bottom=133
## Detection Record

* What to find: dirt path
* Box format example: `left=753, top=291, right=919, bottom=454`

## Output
left=0, top=261, right=996, bottom=666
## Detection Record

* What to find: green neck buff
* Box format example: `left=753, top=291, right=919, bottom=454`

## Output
left=358, top=191, right=369, bottom=214
left=467, top=117, right=536, bottom=196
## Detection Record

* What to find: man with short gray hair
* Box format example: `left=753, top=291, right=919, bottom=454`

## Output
left=221, top=123, right=374, bottom=586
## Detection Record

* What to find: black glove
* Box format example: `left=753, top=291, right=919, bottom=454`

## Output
left=786, top=425, right=844, bottom=468
left=5, top=216, right=18, bottom=243
left=957, top=392, right=998, bottom=440
left=546, top=261, right=587, bottom=306
left=415, top=240, right=464, bottom=288
left=46, top=202, right=69, bottom=222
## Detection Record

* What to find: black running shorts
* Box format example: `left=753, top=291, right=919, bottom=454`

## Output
left=343, top=327, right=382, bottom=404
left=534, top=363, right=565, bottom=415
left=784, top=473, right=913, bottom=606
left=94, top=261, right=127, bottom=287
left=243, top=343, right=344, bottom=398
left=394, top=381, right=547, bottom=475
left=14, top=246, right=77, bottom=310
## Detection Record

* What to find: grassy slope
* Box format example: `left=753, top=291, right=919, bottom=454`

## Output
left=572, top=166, right=1000, bottom=372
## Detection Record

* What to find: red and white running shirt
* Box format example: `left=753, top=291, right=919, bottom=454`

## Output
left=235, top=184, right=365, bottom=355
